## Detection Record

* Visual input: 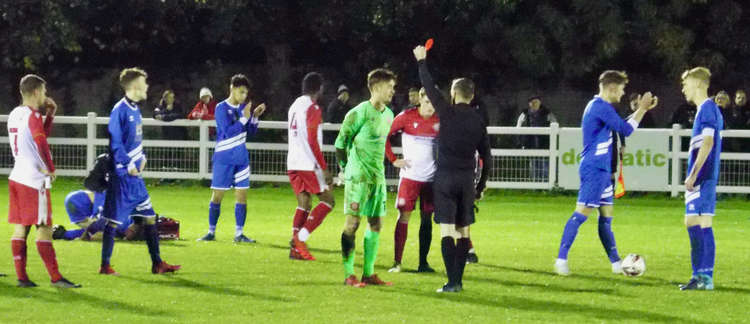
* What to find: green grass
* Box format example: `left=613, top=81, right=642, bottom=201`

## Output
left=1, top=178, right=749, bottom=323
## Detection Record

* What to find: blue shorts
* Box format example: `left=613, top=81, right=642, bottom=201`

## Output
left=576, top=169, right=614, bottom=208
left=685, top=180, right=716, bottom=216
left=103, top=175, right=156, bottom=225
left=211, top=163, right=250, bottom=190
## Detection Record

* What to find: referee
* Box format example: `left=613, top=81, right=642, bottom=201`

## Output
left=413, top=45, right=491, bottom=293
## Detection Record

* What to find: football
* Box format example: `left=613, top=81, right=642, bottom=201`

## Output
left=621, top=253, right=646, bottom=277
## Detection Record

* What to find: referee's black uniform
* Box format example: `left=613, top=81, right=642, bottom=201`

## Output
left=417, top=58, right=491, bottom=291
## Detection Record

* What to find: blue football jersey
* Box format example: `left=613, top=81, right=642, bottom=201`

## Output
left=687, top=98, right=723, bottom=183
left=64, top=190, right=106, bottom=223
left=109, top=97, right=146, bottom=176
left=212, top=100, right=259, bottom=165
left=579, top=96, right=638, bottom=173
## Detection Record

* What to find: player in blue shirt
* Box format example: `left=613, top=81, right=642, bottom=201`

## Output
left=54, top=190, right=134, bottom=240
left=554, top=70, right=658, bottom=276
left=102, top=67, right=180, bottom=275
left=197, top=74, right=266, bottom=243
left=679, top=67, right=722, bottom=291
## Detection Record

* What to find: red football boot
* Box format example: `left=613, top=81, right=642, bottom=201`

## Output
left=152, top=261, right=181, bottom=274
left=292, top=235, right=315, bottom=261
left=99, top=265, right=119, bottom=276
left=344, top=275, right=366, bottom=288
left=361, top=274, right=392, bottom=286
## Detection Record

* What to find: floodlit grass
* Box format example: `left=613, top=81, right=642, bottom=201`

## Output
left=1, top=178, right=749, bottom=323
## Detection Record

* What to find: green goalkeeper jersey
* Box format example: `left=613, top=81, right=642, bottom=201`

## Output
left=335, top=100, right=394, bottom=184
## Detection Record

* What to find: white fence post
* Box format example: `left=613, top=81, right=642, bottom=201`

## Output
left=548, top=122, right=559, bottom=189
left=199, top=121, right=208, bottom=179
left=670, top=123, right=681, bottom=197
left=86, top=112, right=97, bottom=170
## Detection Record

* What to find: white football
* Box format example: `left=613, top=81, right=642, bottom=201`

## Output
left=621, top=253, right=646, bottom=277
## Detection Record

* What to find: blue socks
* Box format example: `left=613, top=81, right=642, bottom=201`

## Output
left=144, top=224, right=162, bottom=265
left=63, top=229, right=85, bottom=240
left=101, top=226, right=115, bottom=267
left=235, top=203, right=247, bottom=236
left=208, top=202, right=221, bottom=233
left=557, top=212, right=588, bottom=260
left=597, top=216, right=620, bottom=263
left=701, top=227, right=715, bottom=278
left=687, top=225, right=703, bottom=277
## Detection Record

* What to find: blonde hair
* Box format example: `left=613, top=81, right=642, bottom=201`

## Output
left=681, top=67, right=711, bottom=87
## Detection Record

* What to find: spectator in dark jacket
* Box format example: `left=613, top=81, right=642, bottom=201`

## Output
left=516, top=95, right=555, bottom=181
left=670, top=101, right=696, bottom=129
left=734, top=89, right=750, bottom=129
left=516, top=96, right=556, bottom=149
left=154, top=90, right=187, bottom=140
left=325, top=84, right=350, bottom=123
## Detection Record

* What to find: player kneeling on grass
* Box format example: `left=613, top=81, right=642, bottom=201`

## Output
left=679, top=67, right=721, bottom=291
left=385, top=87, right=438, bottom=273
left=53, top=153, right=135, bottom=241
left=286, top=72, right=335, bottom=261
left=554, top=71, right=658, bottom=276
left=7, top=74, right=80, bottom=288
left=100, top=67, right=180, bottom=276
left=198, top=74, right=266, bottom=243
left=336, top=69, right=397, bottom=287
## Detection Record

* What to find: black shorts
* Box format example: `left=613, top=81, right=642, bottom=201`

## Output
left=433, top=169, right=476, bottom=227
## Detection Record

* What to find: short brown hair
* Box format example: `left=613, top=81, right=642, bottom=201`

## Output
left=19, top=74, right=46, bottom=96
left=367, top=68, right=396, bottom=89
left=681, top=67, right=711, bottom=87
left=119, top=67, right=148, bottom=89
left=452, top=78, right=475, bottom=99
left=598, top=70, right=628, bottom=87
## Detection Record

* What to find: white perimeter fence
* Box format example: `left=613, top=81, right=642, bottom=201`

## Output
left=2, top=113, right=750, bottom=197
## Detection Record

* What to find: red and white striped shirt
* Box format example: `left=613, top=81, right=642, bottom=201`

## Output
left=287, top=95, right=327, bottom=171
left=7, top=106, right=55, bottom=189
left=386, top=108, right=439, bottom=182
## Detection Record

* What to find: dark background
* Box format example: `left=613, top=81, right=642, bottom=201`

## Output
left=2, top=0, right=749, bottom=127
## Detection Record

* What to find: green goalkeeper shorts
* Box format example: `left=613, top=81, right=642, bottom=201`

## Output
left=344, top=181, right=387, bottom=218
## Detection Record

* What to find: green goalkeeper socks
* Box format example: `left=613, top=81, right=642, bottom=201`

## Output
left=363, top=230, right=380, bottom=276
left=342, top=233, right=356, bottom=276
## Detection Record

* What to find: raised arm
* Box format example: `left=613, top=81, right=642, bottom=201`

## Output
left=29, top=112, right=55, bottom=174
left=414, top=46, right=449, bottom=116
left=215, top=104, right=248, bottom=138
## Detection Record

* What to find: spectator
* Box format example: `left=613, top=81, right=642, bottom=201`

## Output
left=154, top=90, right=187, bottom=179
left=626, top=93, right=657, bottom=128
left=670, top=101, right=696, bottom=129
left=325, top=84, right=350, bottom=123
left=154, top=90, right=182, bottom=122
left=516, top=95, right=556, bottom=181
left=734, top=89, right=750, bottom=129
left=516, top=95, right=557, bottom=148
left=187, top=87, right=216, bottom=120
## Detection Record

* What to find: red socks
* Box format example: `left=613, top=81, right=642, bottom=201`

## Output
left=302, top=202, right=332, bottom=234
left=394, top=222, right=408, bottom=264
left=11, top=238, right=28, bottom=281
left=292, top=208, right=309, bottom=236
left=36, top=240, right=63, bottom=282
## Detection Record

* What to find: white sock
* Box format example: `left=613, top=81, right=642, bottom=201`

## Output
left=235, top=228, right=243, bottom=237
left=298, top=228, right=310, bottom=242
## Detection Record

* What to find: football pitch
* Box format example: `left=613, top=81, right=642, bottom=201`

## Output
left=1, top=178, right=749, bottom=323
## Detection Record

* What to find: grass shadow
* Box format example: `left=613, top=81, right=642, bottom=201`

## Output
left=0, top=280, right=173, bottom=317
left=392, top=287, right=710, bottom=324
left=118, top=274, right=295, bottom=302
left=476, top=263, right=675, bottom=288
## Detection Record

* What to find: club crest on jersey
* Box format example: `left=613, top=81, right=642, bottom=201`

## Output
left=129, top=115, right=135, bottom=122
left=413, top=122, right=418, bottom=128
left=433, top=123, right=440, bottom=132
left=136, top=124, right=143, bottom=136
